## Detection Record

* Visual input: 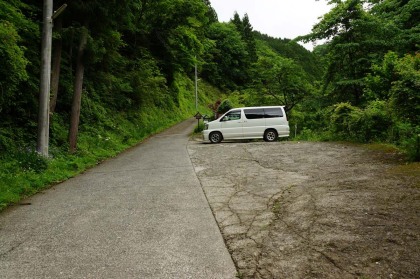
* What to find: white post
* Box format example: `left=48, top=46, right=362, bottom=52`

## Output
left=37, top=0, right=53, bottom=157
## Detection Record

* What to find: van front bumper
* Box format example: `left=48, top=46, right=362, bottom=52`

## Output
left=202, top=130, right=210, bottom=141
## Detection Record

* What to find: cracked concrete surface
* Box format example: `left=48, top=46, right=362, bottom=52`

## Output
left=188, top=140, right=420, bottom=279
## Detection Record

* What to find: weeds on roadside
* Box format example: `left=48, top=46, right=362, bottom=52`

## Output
left=194, top=122, right=205, bottom=134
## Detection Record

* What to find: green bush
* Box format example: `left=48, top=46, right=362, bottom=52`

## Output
left=329, top=102, right=360, bottom=139
left=349, top=100, right=393, bottom=142
left=295, top=128, right=332, bottom=141
left=194, top=122, right=205, bottom=133
left=217, top=99, right=234, bottom=114
left=329, top=101, right=393, bottom=143
left=391, top=122, right=420, bottom=161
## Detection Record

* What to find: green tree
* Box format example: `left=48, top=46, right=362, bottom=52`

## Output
left=146, top=0, right=211, bottom=82
left=300, top=0, right=394, bottom=105
left=202, top=22, right=249, bottom=90
left=241, top=14, right=257, bottom=63
left=0, top=0, right=39, bottom=141
left=370, top=0, right=420, bottom=53
left=390, top=53, right=420, bottom=124
left=250, top=55, right=313, bottom=111
left=231, top=12, right=243, bottom=31
left=231, top=13, right=258, bottom=64
left=364, top=51, right=399, bottom=100
left=365, top=50, right=419, bottom=125
left=0, top=21, right=28, bottom=102
left=202, top=0, right=218, bottom=23
left=257, top=32, right=325, bottom=81
left=62, top=0, right=151, bottom=151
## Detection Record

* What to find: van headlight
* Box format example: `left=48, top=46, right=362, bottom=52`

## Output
left=204, top=124, right=209, bottom=130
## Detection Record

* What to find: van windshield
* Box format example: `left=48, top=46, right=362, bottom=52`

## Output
left=222, top=110, right=241, bottom=121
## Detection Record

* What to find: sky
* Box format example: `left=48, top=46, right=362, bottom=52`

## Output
left=209, top=0, right=332, bottom=50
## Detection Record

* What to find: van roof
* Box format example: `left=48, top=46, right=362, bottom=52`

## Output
left=230, top=106, right=285, bottom=110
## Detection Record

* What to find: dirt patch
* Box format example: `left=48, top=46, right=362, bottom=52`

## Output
left=188, top=140, right=420, bottom=279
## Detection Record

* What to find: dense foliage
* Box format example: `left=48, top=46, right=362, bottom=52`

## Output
left=296, top=0, right=419, bottom=160
left=0, top=0, right=418, bottom=208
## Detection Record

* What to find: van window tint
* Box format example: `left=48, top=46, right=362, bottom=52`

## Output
left=264, top=107, right=283, bottom=118
left=244, top=108, right=264, bottom=119
left=222, top=110, right=241, bottom=121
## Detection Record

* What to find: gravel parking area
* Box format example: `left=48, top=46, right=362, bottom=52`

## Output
left=188, top=140, right=420, bottom=279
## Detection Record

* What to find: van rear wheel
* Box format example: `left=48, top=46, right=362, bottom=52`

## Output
left=264, top=129, right=278, bottom=142
left=209, top=132, right=223, bottom=143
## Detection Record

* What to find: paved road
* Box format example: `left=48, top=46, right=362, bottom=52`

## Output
left=0, top=119, right=236, bottom=278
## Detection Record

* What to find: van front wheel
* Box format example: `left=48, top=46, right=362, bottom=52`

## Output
left=209, top=132, right=223, bottom=143
left=264, top=129, right=278, bottom=142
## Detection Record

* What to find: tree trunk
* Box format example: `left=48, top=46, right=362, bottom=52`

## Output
left=49, top=17, right=63, bottom=114
left=69, top=26, right=88, bottom=153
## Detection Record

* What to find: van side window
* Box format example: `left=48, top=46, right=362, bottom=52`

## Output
left=264, top=107, right=283, bottom=118
left=244, top=108, right=264, bottom=119
left=221, top=110, right=241, bottom=121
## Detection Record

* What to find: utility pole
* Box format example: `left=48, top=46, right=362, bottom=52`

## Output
left=37, top=0, right=53, bottom=157
left=37, top=2, right=66, bottom=157
left=195, top=61, right=198, bottom=111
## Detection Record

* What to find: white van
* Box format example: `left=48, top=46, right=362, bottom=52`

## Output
left=203, top=106, right=289, bottom=143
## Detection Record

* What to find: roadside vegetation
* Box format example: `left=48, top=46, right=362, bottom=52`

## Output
left=0, top=0, right=418, bottom=210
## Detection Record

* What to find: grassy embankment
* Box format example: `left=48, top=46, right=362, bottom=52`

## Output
left=0, top=79, right=221, bottom=211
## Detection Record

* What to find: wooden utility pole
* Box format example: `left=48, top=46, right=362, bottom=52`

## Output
left=37, top=0, right=53, bottom=157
